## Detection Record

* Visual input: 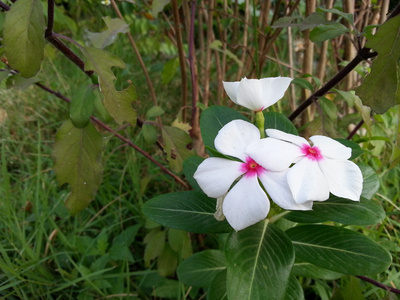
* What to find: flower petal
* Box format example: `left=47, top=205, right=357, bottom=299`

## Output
left=286, top=158, right=330, bottom=203
left=235, top=78, right=265, bottom=111
left=223, top=175, right=270, bottom=231
left=259, top=170, right=313, bottom=210
left=193, top=157, right=244, bottom=198
left=266, top=129, right=309, bottom=147
left=223, top=80, right=241, bottom=105
left=214, top=119, right=260, bottom=161
left=310, top=136, right=351, bottom=160
left=318, top=159, right=363, bottom=201
left=246, top=138, right=302, bottom=171
left=259, top=77, right=292, bottom=108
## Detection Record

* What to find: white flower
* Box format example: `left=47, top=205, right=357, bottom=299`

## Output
left=222, top=77, right=292, bottom=111
left=193, top=120, right=312, bottom=231
left=250, top=129, right=363, bottom=204
left=101, top=0, right=111, bottom=6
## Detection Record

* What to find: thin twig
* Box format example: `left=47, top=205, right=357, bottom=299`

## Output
left=34, top=83, right=189, bottom=189
left=45, top=0, right=55, bottom=37
left=346, top=119, right=364, bottom=140
left=0, top=0, right=10, bottom=11
left=357, top=276, right=400, bottom=295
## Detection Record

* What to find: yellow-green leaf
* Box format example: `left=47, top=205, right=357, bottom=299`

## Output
left=83, top=47, right=137, bottom=125
left=53, top=120, right=103, bottom=214
left=87, top=16, right=129, bottom=49
left=3, top=0, right=45, bottom=78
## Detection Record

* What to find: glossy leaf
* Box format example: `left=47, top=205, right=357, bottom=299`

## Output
left=200, top=106, right=249, bottom=151
left=225, top=221, right=294, bottom=300
left=284, top=196, right=385, bottom=225
left=284, top=275, right=304, bottom=300
left=355, top=16, right=400, bottom=113
left=286, top=225, right=392, bottom=275
left=162, top=125, right=195, bottom=173
left=3, top=0, right=45, bottom=78
left=183, top=156, right=204, bottom=191
left=292, top=260, right=343, bottom=280
left=177, top=250, right=226, bottom=287
left=335, top=138, right=363, bottom=159
left=87, top=16, right=129, bottom=49
left=359, top=165, right=380, bottom=199
left=142, top=191, right=232, bottom=233
left=310, top=23, right=348, bottom=42
left=83, top=47, right=137, bottom=125
left=207, top=270, right=228, bottom=300
left=264, top=112, right=298, bottom=135
left=53, top=120, right=103, bottom=214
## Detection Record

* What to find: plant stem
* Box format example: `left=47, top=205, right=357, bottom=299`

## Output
left=346, top=119, right=364, bottom=140
left=357, top=276, right=400, bottom=295
left=34, top=83, right=189, bottom=189
left=0, top=0, right=10, bottom=11
left=255, top=111, right=265, bottom=138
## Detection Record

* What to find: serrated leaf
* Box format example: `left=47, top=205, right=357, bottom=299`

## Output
left=310, top=23, right=349, bottom=42
left=162, top=125, right=195, bottom=173
left=142, top=191, right=232, bottom=233
left=286, top=225, right=392, bottom=275
left=177, top=250, right=226, bottom=287
left=53, top=120, right=103, bottom=214
left=284, top=196, right=385, bottom=225
left=87, top=16, right=129, bottom=49
left=355, top=16, right=400, bottom=113
left=225, top=221, right=294, bottom=300
left=83, top=47, right=137, bottom=125
left=3, top=0, right=45, bottom=78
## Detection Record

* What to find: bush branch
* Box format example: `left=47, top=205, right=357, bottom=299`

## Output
left=0, top=0, right=10, bottom=11
left=357, top=276, right=400, bottom=295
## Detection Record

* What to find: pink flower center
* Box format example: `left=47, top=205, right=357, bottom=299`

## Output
left=301, top=144, right=323, bottom=161
left=240, top=157, right=265, bottom=177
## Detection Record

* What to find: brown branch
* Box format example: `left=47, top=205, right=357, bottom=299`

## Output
left=357, top=276, right=400, bottom=295
left=34, top=83, right=189, bottom=189
left=0, top=0, right=10, bottom=11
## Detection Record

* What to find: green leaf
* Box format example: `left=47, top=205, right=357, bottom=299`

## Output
left=207, top=270, right=228, bottom=300
left=151, top=279, right=180, bottom=298
left=355, top=16, right=400, bottom=113
left=292, top=261, right=343, bottom=280
left=83, top=47, right=137, bottom=125
left=200, top=106, right=249, bottom=151
left=284, top=196, right=385, bottom=225
left=168, top=229, right=192, bottom=259
left=142, top=191, right=232, bottom=233
left=183, top=156, right=204, bottom=191
left=142, top=123, right=158, bottom=144
left=286, top=225, right=392, bottom=275
left=87, top=17, right=129, bottom=49
left=158, top=244, right=178, bottom=277
left=151, top=0, right=170, bottom=17
left=209, top=40, right=244, bottom=67
left=319, top=98, right=338, bottom=121
left=70, top=85, right=95, bottom=128
left=162, top=57, right=180, bottom=85
left=162, top=125, right=195, bottom=173
left=291, top=78, right=314, bottom=91
left=225, top=221, right=294, bottom=300
left=310, top=23, right=349, bottom=42
left=359, top=165, right=380, bottom=199
left=317, top=7, right=354, bottom=24
left=264, top=112, right=298, bottom=135
left=333, top=89, right=358, bottom=107
left=144, top=228, right=166, bottom=267
left=146, top=106, right=165, bottom=119
left=335, top=138, right=363, bottom=160
left=284, top=275, right=304, bottom=300
left=177, top=250, right=226, bottom=287
left=3, top=0, right=45, bottom=78
left=53, top=120, right=103, bottom=214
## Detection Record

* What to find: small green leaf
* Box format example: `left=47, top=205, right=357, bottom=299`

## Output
left=317, top=7, right=354, bottom=24
left=144, top=229, right=166, bottom=267
left=162, top=125, right=195, bottom=173
left=291, top=78, right=314, bottom=91
left=142, top=191, right=232, bottom=233
left=200, top=106, right=249, bottom=151
left=284, top=196, right=385, bottom=225
left=207, top=270, right=228, bottom=300
left=87, top=17, right=129, bottom=49
left=210, top=40, right=244, bottom=67
left=151, top=0, right=170, bottom=17
left=177, top=250, right=226, bottom=287
left=142, top=123, right=158, bottom=145
left=225, top=221, right=294, bottom=300
left=359, top=165, right=380, bottom=199
left=292, top=261, right=343, bottom=280
left=3, top=0, right=45, bottom=78
left=264, top=112, right=298, bottom=135
left=83, top=47, right=137, bottom=125
left=146, top=106, right=165, bottom=119
left=310, top=23, right=349, bottom=42
left=286, top=225, right=392, bottom=275
left=168, top=229, right=191, bottom=256
left=53, top=120, right=103, bottom=214
left=319, top=98, right=337, bottom=121
left=355, top=16, right=400, bottom=113
left=158, top=244, right=178, bottom=277
left=162, top=57, right=180, bottom=85
left=70, top=85, right=95, bottom=128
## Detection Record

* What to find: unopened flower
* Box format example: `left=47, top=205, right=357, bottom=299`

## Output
left=250, top=129, right=363, bottom=204
left=193, top=120, right=312, bottom=231
left=101, top=0, right=111, bottom=6
left=222, top=77, right=292, bottom=111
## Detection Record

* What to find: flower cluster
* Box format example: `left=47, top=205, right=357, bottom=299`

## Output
left=194, top=77, right=363, bottom=231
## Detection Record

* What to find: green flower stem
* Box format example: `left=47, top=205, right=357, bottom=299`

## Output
left=269, top=211, right=290, bottom=223
left=255, top=111, right=265, bottom=138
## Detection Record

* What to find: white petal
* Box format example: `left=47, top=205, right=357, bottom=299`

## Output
left=266, top=129, right=309, bottom=147
left=310, top=136, right=351, bottom=160
left=246, top=138, right=302, bottom=171
left=215, top=119, right=260, bottom=161
left=235, top=78, right=265, bottom=110
left=223, top=80, right=241, bottom=105
left=223, top=175, right=270, bottom=231
left=193, top=157, right=244, bottom=198
left=259, top=170, right=313, bottom=210
left=259, top=77, right=292, bottom=108
left=286, top=158, right=330, bottom=203
left=318, top=159, right=363, bottom=201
